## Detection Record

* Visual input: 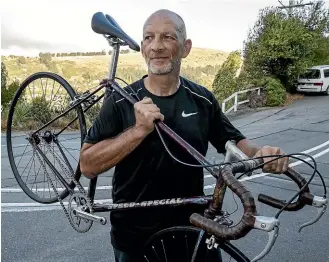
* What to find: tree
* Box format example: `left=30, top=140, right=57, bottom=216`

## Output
left=39, top=52, right=52, bottom=66
left=243, top=2, right=329, bottom=92
left=17, top=56, right=26, bottom=64
left=2, top=63, right=21, bottom=110
left=212, top=50, right=242, bottom=103
left=1, top=62, right=8, bottom=91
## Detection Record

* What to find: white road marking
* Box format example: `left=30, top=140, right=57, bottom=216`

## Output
left=1, top=185, right=112, bottom=193
left=241, top=147, right=329, bottom=182
left=1, top=198, right=113, bottom=213
left=203, top=140, right=329, bottom=179
left=301, top=140, right=329, bottom=154
left=1, top=141, right=81, bottom=147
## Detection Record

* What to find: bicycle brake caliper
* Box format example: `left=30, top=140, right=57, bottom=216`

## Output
left=298, top=196, right=327, bottom=233
left=251, top=216, right=280, bottom=262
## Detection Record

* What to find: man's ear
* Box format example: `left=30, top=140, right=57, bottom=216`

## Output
left=182, top=39, right=192, bottom=58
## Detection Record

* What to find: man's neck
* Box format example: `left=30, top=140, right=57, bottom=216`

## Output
left=144, top=73, right=180, bottom=96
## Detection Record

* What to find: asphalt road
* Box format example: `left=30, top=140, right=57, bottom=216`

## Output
left=2, top=95, right=329, bottom=262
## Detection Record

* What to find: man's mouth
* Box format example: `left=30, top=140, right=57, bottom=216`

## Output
left=151, top=57, right=168, bottom=60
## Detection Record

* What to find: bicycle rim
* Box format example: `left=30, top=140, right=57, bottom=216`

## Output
left=6, top=72, right=87, bottom=204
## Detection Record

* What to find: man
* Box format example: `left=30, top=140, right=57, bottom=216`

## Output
left=80, top=9, right=289, bottom=262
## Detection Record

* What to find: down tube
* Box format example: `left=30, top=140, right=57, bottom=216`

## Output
left=92, top=195, right=213, bottom=212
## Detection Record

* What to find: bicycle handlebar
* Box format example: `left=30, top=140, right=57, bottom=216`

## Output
left=189, top=157, right=327, bottom=261
left=257, top=167, right=313, bottom=211
left=190, top=159, right=263, bottom=240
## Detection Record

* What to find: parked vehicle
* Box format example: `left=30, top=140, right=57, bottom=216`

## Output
left=297, top=65, right=329, bottom=95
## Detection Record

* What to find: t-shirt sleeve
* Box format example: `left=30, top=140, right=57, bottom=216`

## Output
left=208, top=94, right=246, bottom=153
left=84, top=93, right=123, bottom=144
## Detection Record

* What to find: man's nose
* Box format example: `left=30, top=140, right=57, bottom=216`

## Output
left=151, top=35, right=165, bottom=51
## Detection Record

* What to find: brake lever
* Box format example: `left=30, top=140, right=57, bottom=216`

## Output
left=298, top=196, right=327, bottom=233
left=251, top=216, right=280, bottom=262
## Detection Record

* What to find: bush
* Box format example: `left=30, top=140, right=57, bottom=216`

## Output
left=263, top=77, right=286, bottom=106
left=30, top=96, right=52, bottom=124
left=212, top=50, right=242, bottom=103
left=2, top=79, right=20, bottom=108
left=18, top=56, right=26, bottom=64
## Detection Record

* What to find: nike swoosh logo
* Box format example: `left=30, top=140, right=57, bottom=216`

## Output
left=182, top=111, right=198, bottom=117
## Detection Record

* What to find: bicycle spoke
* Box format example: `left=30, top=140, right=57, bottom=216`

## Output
left=15, top=143, right=30, bottom=168
left=152, top=246, right=162, bottom=262
left=17, top=151, right=34, bottom=181
left=161, top=239, right=168, bottom=262
left=144, top=256, right=151, bottom=262
left=50, top=79, right=56, bottom=102
left=40, top=78, right=45, bottom=98
left=24, top=152, right=35, bottom=187
left=185, top=234, right=189, bottom=262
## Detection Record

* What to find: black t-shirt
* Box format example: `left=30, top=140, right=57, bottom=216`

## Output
left=84, top=75, right=246, bottom=252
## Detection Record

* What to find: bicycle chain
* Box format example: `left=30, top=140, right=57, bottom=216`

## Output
left=31, top=136, right=93, bottom=233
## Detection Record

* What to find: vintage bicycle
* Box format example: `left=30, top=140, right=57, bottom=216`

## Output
left=6, top=12, right=328, bottom=262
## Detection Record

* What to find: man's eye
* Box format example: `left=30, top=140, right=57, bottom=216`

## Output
left=165, top=36, right=174, bottom=40
left=144, top=36, right=152, bottom=40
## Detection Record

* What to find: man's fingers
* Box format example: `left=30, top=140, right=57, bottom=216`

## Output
left=275, top=156, right=285, bottom=174
left=283, top=156, right=289, bottom=172
left=153, top=112, right=164, bottom=121
left=141, top=97, right=153, bottom=104
left=254, top=146, right=290, bottom=174
left=144, top=104, right=160, bottom=113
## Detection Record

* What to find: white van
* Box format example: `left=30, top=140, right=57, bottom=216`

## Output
left=297, top=65, right=329, bottom=95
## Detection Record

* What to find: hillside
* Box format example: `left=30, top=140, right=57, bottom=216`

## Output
left=2, top=47, right=228, bottom=92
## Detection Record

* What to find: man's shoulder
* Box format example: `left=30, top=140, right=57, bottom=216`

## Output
left=180, top=76, right=215, bottom=106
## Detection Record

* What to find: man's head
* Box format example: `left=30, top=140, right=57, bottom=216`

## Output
left=141, top=9, right=192, bottom=75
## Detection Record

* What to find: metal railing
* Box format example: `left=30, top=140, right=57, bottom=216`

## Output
left=221, top=87, right=262, bottom=114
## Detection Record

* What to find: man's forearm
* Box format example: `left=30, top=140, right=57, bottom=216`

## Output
left=236, top=139, right=261, bottom=158
left=80, top=126, right=147, bottom=178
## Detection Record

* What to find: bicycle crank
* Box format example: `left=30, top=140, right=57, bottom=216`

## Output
left=68, top=193, right=107, bottom=233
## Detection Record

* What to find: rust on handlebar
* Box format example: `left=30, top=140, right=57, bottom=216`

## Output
left=190, top=165, right=256, bottom=240
left=204, top=172, right=227, bottom=219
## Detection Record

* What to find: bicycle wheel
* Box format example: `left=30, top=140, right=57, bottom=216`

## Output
left=6, top=72, right=87, bottom=204
left=143, top=226, right=249, bottom=262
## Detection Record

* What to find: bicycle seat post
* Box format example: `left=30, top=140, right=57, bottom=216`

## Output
left=103, top=35, right=122, bottom=99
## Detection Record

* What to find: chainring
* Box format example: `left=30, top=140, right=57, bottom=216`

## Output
left=68, top=193, right=93, bottom=233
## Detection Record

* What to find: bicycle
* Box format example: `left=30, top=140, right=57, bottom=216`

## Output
left=6, top=11, right=328, bottom=262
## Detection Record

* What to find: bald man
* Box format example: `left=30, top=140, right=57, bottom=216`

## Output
left=80, top=9, right=289, bottom=262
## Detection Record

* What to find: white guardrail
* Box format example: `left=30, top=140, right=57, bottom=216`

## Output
left=221, top=87, right=262, bottom=114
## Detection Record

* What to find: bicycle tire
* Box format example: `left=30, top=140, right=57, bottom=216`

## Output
left=6, top=72, right=87, bottom=204
left=143, top=226, right=249, bottom=262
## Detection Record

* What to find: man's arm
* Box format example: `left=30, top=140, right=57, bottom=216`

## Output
left=80, top=97, right=164, bottom=179
left=80, top=126, right=147, bottom=179
left=236, top=138, right=261, bottom=157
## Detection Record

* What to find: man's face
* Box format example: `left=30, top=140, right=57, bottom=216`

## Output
left=141, top=15, right=189, bottom=75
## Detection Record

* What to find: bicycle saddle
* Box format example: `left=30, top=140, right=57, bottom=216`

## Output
left=91, top=12, right=140, bottom=52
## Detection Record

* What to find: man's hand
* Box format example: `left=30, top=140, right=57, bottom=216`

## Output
left=134, top=97, right=164, bottom=136
left=254, top=145, right=289, bottom=174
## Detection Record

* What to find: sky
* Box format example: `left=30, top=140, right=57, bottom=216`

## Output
left=1, top=0, right=328, bottom=56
